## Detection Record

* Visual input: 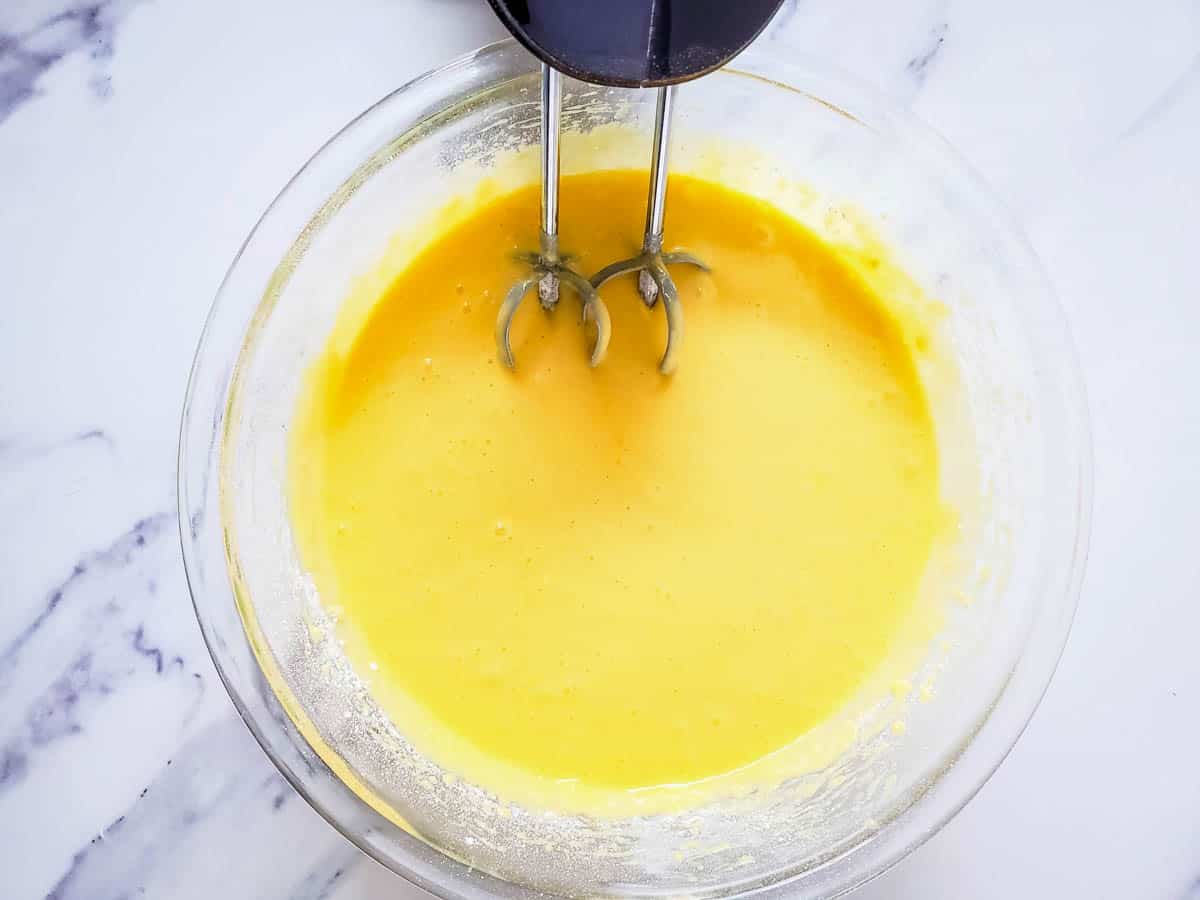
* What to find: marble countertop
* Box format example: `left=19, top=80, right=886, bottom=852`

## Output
left=2, top=0, right=1198, bottom=897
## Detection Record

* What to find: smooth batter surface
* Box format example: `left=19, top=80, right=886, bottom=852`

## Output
left=289, top=171, right=946, bottom=801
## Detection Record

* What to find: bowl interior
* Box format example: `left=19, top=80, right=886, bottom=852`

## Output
left=181, top=40, right=1088, bottom=900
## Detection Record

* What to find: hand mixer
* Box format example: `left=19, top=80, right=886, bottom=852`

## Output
left=487, top=0, right=785, bottom=374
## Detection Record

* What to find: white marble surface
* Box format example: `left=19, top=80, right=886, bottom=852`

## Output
left=1, top=0, right=1198, bottom=897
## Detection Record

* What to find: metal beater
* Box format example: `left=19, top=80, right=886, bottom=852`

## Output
left=588, top=85, right=709, bottom=374
left=494, top=65, right=611, bottom=370
left=486, top=0, right=785, bottom=374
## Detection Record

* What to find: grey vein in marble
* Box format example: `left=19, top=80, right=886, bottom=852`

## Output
left=0, top=0, right=145, bottom=123
left=906, top=22, right=948, bottom=85
left=0, top=427, right=112, bottom=468
left=284, top=841, right=368, bottom=900
left=764, top=0, right=802, bottom=41
left=40, top=712, right=363, bottom=900
left=0, top=622, right=203, bottom=797
left=287, top=862, right=348, bottom=900
left=0, top=512, right=169, bottom=682
left=262, top=770, right=293, bottom=812
left=0, top=427, right=113, bottom=480
left=1117, top=50, right=1200, bottom=142
left=128, top=622, right=186, bottom=675
left=45, top=717, right=262, bottom=900
left=0, top=508, right=212, bottom=805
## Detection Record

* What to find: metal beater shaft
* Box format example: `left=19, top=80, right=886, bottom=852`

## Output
left=644, top=83, right=672, bottom=243
left=539, top=63, right=561, bottom=300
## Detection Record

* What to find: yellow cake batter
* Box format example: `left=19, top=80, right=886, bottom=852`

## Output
left=288, top=170, right=947, bottom=805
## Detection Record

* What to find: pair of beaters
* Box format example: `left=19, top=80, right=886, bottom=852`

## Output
left=486, top=0, right=784, bottom=374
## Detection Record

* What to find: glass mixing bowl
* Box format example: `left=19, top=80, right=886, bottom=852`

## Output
left=180, top=38, right=1090, bottom=899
